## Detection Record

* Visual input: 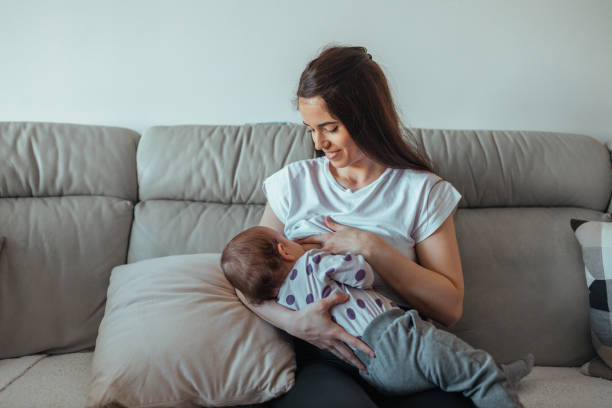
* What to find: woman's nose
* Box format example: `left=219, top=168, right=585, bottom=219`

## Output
left=312, top=131, right=330, bottom=150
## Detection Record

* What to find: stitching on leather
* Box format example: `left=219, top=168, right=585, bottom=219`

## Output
left=0, top=355, right=47, bottom=392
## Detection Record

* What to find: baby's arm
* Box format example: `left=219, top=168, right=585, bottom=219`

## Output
left=315, top=252, right=375, bottom=289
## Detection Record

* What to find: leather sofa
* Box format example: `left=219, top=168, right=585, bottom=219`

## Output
left=1, top=121, right=611, bottom=407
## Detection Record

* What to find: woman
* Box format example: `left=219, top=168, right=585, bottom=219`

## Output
left=238, top=46, right=473, bottom=407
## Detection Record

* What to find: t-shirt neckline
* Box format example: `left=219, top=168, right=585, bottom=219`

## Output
left=323, top=157, right=392, bottom=194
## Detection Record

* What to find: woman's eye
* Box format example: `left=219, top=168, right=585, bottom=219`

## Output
left=326, top=126, right=338, bottom=133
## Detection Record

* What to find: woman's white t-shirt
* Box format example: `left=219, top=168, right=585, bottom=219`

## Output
left=262, top=156, right=462, bottom=307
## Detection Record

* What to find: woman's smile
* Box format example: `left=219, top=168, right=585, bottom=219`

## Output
left=324, top=150, right=340, bottom=160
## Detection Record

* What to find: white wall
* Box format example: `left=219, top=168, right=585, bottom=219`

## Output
left=1, top=0, right=611, bottom=144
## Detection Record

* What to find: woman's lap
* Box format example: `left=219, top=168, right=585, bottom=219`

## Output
left=267, top=340, right=476, bottom=408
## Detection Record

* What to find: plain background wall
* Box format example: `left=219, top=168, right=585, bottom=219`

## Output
left=1, top=0, right=611, bottom=144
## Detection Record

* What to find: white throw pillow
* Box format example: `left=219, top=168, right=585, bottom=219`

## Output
left=87, top=253, right=295, bottom=407
left=571, top=219, right=612, bottom=381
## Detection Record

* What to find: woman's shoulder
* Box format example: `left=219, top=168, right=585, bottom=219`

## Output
left=264, top=157, right=325, bottom=189
left=285, top=156, right=325, bottom=171
left=280, top=156, right=326, bottom=179
left=387, top=167, right=443, bottom=190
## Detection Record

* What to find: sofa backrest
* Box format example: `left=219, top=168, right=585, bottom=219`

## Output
left=127, top=124, right=315, bottom=263
left=128, top=124, right=612, bottom=366
left=410, top=129, right=611, bottom=365
left=0, top=122, right=139, bottom=359
left=1, top=122, right=611, bottom=366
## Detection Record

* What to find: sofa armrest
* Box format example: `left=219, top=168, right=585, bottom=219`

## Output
left=607, top=141, right=612, bottom=214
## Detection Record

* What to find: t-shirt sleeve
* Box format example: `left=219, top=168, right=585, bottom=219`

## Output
left=261, top=167, right=291, bottom=224
left=412, top=179, right=462, bottom=243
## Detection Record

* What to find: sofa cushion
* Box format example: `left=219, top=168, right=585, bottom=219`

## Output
left=137, top=124, right=314, bottom=203
left=518, top=366, right=612, bottom=407
left=0, top=122, right=140, bottom=201
left=412, top=129, right=612, bottom=211
left=0, top=354, right=46, bottom=392
left=449, top=208, right=605, bottom=366
left=4, top=355, right=612, bottom=408
left=0, top=122, right=139, bottom=359
left=136, top=126, right=612, bottom=211
left=0, top=235, right=4, bottom=252
left=88, top=253, right=295, bottom=408
left=608, top=140, right=612, bottom=215
left=128, top=200, right=264, bottom=262
left=0, top=353, right=90, bottom=408
left=130, top=123, right=315, bottom=263
left=571, top=218, right=612, bottom=380
left=0, top=197, right=134, bottom=359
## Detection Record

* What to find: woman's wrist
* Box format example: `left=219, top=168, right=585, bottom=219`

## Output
left=243, top=297, right=296, bottom=333
left=361, top=230, right=384, bottom=258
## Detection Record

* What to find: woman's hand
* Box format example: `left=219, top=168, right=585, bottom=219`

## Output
left=297, top=216, right=379, bottom=257
left=290, top=291, right=376, bottom=371
left=235, top=288, right=375, bottom=372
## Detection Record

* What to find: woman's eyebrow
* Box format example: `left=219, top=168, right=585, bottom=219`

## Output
left=303, top=121, right=338, bottom=127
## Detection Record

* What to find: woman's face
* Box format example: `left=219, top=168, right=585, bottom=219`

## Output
left=298, top=96, right=367, bottom=169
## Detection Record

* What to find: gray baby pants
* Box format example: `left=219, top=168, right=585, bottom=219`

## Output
left=354, top=309, right=522, bottom=408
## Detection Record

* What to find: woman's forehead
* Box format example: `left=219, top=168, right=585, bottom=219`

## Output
left=299, top=97, right=336, bottom=126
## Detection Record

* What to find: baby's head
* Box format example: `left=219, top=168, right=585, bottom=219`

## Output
left=221, top=226, right=305, bottom=304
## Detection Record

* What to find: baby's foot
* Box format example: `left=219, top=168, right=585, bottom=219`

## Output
left=501, top=354, right=535, bottom=387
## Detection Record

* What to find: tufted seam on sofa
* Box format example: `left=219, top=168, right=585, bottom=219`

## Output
left=0, top=355, right=47, bottom=392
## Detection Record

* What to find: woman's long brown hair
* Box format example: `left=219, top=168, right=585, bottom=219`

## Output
left=297, top=45, right=435, bottom=174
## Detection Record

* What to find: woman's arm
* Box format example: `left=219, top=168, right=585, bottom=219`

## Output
left=299, top=213, right=464, bottom=327
left=236, top=202, right=375, bottom=370
left=366, top=213, right=464, bottom=326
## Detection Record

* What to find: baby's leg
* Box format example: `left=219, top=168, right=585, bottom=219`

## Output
left=360, top=309, right=528, bottom=408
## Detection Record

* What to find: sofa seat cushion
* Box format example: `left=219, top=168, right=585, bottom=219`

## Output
left=0, top=354, right=46, bottom=392
left=0, top=352, right=90, bottom=408
left=519, top=366, right=612, bottom=407
left=2, top=355, right=612, bottom=408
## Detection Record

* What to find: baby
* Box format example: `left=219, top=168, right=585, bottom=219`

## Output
left=221, top=226, right=533, bottom=408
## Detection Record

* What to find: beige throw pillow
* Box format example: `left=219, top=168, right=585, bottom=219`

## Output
left=87, top=253, right=295, bottom=407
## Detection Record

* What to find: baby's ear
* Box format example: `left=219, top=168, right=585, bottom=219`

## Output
left=276, top=242, right=296, bottom=261
left=276, top=242, right=288, bottom=257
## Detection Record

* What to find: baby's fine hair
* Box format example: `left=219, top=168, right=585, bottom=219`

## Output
left=221, top=227, right=287, bottom=304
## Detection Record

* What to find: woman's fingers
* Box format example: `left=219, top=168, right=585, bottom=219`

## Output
left=294, top=294, right=372, bottom=372
left=324, top=216, right=345, bottom=231
left=338, top=330, right=375, bottom=358
left=330, top=341, right=368, bottom=372
left=319, top=291, right=350, bottom=310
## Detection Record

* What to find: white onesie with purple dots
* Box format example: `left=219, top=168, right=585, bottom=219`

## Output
left=276, top=248, right=399, bottom=338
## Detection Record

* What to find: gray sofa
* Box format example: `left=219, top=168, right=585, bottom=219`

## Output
left=1, top=121, right=611, bottom=407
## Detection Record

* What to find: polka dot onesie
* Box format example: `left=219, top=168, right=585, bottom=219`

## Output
left=277, top=249, right=398, bottom=338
